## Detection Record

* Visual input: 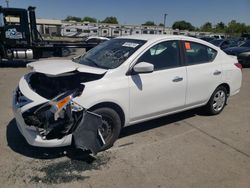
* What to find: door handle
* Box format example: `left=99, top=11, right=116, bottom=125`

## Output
left=172, top=76, right=183, bottom=82
left=213, top=70, right=221, bottom=75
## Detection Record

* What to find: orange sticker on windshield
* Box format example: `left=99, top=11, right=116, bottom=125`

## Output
left=185, top=42, right=191, bottom=50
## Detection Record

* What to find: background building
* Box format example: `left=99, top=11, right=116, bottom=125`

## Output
left=7, top=17, right=220, bottom=38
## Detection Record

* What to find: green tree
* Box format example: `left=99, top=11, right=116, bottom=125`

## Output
left=142, top=21, right=156, bottom=26
left=226, top=20, right=248, bottom=36
left=194, top=27, right=200, bottom=31
left=101, top=17, right=118, bottom=24
left=200, top=22, right=213, bottom=32
left=64, top=16, right=82, bottom=22
left=172, top=20, right=195, bottom=31
left=82, top=16, right=97, bottom=23
left=159, top=23, right=165, bottom=27
left=247, top=25, right=250, bottom=33
left=215, top=22, right=226, bottom=32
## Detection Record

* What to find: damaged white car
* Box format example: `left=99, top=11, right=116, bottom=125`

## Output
left=12, top=35, right=242, bottom=154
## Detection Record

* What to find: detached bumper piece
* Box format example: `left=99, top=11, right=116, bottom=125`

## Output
left=22, top=89, right=105, bottom=154
left=73, top=111, right=105, bottom=155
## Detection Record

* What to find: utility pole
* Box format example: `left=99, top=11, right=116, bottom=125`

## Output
left=6, top=0, right=9, bottom=8
left=6, top=0, right=10, bottom=23
left=163, top=13, right=168, bottom=28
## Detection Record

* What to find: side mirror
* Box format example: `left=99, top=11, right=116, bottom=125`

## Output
left=133, top=62, right=154, bottom=74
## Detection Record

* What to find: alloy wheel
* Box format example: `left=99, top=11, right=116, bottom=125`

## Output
left=212, top=90, right=226, bottom=112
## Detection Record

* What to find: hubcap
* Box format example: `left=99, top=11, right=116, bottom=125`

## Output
left=212, top=90, right=226, bottom=112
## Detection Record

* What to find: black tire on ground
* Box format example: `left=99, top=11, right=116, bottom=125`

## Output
left=205, top=86, right=228, bottom=115
left=92, top=107, right=122, bottom=151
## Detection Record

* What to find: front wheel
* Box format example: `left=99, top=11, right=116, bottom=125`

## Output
left=92, top=107, right=122, bottom=151
left=205, top=86, right=228, bottom=115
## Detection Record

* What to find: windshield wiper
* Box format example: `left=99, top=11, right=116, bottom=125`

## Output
left=85, top=57, right=99, bottom=67
left=85, top=57, right=108, bottom=69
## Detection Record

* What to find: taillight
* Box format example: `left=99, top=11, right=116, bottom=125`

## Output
left=234, top=63, right=242, bottom=70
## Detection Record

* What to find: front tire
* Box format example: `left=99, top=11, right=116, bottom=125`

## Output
left=205, top=86, right=228, bottom=115
left=92, top=107, right=122, bottom=151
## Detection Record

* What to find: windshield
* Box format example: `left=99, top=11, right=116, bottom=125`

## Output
left=79, top=39, right=146, bottom=69
left=210, top=40, right=223, bottom=46
left=241, top=40, right=250, bottom=47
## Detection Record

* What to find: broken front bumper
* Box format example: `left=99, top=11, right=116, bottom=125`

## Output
left=12, top=84, right=105, bottom=154
left=12, top=87, right=72, bottom=147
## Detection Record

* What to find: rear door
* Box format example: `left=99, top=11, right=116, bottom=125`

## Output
left=182, top=41, right=222, bottom=106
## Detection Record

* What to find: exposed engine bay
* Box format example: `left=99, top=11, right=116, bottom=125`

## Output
left=19, top=72, right=106, bottom=154
left=28, top=72, right=103, bottom=99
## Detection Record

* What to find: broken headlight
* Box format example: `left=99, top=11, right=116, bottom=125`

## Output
left=23, top=87, right=84, bottom=139
left=22, top=86, right=105, bottom=154
left=14, top=87, right=33, bottom=108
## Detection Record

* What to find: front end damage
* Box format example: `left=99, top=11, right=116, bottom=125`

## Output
left=13, top=72, right=105, bottom=155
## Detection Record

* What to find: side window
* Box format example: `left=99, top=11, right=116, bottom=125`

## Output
left=184, top=41, right=217, bottom=65
left=137, top=40, right=180, bottom=71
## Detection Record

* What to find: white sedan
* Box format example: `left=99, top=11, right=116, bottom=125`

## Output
left=12, top=35, right=242, bottom=154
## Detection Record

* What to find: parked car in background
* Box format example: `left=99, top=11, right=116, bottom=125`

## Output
left=210, top=39, right=238, bottom=50
left=210, top=35, right=225, bottom=39
left=241, top=33, right=250, bottom=40
left=85, top=36, right=110, bottom=43
left=12, top=35, right=242, bottom=154
left=199, top=36, right=215, bottom=42
left=224, top=40, right=250, bottom=66
left=238, top=52, right=250, bottom=67
left=84, top=36, right=110, bottom=51
left=224, top=40, right=250, bottom=56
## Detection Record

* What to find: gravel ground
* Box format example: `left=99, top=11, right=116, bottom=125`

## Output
left=0, top=56, right=250, bottom=188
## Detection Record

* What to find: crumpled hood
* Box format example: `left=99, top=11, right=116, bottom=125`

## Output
left=27, top=59, right=107, bottom=75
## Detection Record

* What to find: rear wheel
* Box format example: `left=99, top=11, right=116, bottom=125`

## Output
left=205, top=86, right=228, bottom=115
left=92, top=107, right=122, bottom=151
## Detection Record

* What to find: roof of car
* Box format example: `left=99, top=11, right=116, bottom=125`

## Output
left=116, top=34, right=221, bottom=51
left=117, top=34, right=198, bottom=42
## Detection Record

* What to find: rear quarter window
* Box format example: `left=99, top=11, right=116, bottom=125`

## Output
left=184, top=41, right=217, bottom=65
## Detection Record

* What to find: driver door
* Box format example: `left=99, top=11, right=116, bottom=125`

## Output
left=129, top=40, right=187, bottom=123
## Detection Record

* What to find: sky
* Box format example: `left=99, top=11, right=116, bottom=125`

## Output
left=0, top=0, right=249, bottom=27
